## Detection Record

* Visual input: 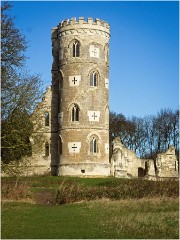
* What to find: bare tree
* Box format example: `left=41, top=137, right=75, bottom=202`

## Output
left=110, top=108, right=179, bottom=160
left=1, top=2, right=43, bottom=164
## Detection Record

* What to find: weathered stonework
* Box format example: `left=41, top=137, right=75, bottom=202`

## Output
left=111, top=137, right=179, bottom=179
left=28, top=86, right=52, bottom=175
left=1, top=87, right=52, bottom=176
left=110, top=137, right=154, bottom=178
left=51, top=17, right=111, bottom=176
left=156, top=146, right=179, bottom=178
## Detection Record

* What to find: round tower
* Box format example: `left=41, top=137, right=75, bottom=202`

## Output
left=51, top=17, right=110, bottom=176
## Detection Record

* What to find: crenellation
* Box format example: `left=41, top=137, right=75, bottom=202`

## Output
left=100, top=20, right=110, bottom=29
left=95, top=18, right=100, bottom=25
left=62, top=19, right=69, bottom=26
left=88, top=17, right=93, bottom=24
left=78, top=16, right=84, bottom=24
left=70, top=17, right=76, bottom=24
left=58, top=16, right=110, bottom=27
left=56, top=17, right=110, bottom=37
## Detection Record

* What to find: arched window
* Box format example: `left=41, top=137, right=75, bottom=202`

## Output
left=90, top=71, right=98, bottom=87
left=73, top=41, right=80, bottom=57
left=45, top=142, right=49, bottom=157
left=45, top=112, right=49, bottom=126
left=90, top=137, right=98, bottom=154
left=59, top=137, right=62, bottom=155
left=72, top=104, right=80, bottom=122
left=59, top=71, right=63, bottom=91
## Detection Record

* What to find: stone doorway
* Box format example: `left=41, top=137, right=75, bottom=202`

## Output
left=138, top=167, right=146, bottom=177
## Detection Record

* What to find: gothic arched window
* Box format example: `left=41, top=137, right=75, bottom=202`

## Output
left=90, top=71, right=98, bottom=87
left=45, top=112, right=49, bottom=126
left=90, top=136, right=98, bottom=154
left=73, top=41, right=80, bottom=57
left=72, top=104, right=80, bottom=122
left=59, top=136, right=62, bottom=155
left=59, top=70, right=63, bottom=91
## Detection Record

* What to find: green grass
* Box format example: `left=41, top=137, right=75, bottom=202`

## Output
left=2, top=198, right=179, bottom=239
left=1, top=176, right=179, bottom=239
left=2, top=175, right=116, bottom=187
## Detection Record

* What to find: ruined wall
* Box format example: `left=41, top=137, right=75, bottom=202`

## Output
left=2, top=87, right=52, bottom=176
left=110, top=137, right=155, bottom=178
left=28, top=86, right=52, bottom=175
left=111, top=137, right=179, bottom=179
left=156, top=146, right=179, bottom=178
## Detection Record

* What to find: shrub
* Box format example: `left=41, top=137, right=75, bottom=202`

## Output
left=55, top=179, right=84, bottom=204
left=2, top=180, right=32, bottom=200
left=55, top=178, right=179, bottom=204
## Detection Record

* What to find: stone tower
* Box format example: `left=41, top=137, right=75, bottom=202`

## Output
left=51, top=17, right=110, bottom=176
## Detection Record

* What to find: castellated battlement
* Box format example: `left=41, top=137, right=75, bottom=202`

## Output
left=60, top=17, right=110, bottom=28
left=52, top=17, right=110, bottom=38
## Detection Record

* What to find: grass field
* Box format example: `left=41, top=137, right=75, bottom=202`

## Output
left=1, top=176, right=179, bottom=239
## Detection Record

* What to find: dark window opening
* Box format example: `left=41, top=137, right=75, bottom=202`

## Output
left=73, top=41, right=80, bottom=57
left=90, top=137, right=98, bottom=154
left=59, top=138, right=62, bottom=155
left=45, top=112, right=49, bottom=126
left=45, top=143, right=49, bottom=157
left=90, top=72, right=97, bottom=87
left=138, top=167, right=146, bottom=178
left=72, top=104, right=79, bottom=121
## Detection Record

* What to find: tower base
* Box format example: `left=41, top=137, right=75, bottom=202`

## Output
left=58, top=163, right=111, bottom=177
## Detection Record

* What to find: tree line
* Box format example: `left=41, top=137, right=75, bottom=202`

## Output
left=110, top=109, right=179, bottom=160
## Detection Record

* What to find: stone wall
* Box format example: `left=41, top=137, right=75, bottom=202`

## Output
left=110, top=137, right=154, bottom=178
left=156, top=146, right=179, bottom=178
left=28, top=86, right=52, bottom=175
left=110, top=137, right=179, bottom=179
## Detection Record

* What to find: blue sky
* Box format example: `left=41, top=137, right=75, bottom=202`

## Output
left=9, top=1, right=179, bottom=117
